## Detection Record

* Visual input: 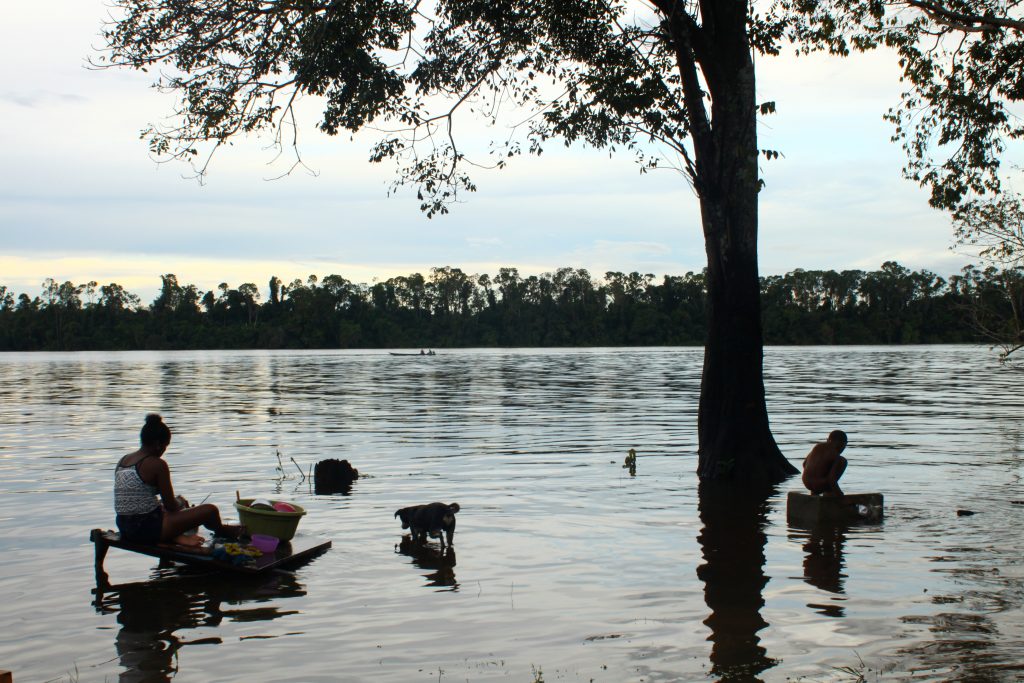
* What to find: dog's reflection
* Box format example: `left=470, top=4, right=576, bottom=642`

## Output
left=93, top=564, right=305, bottom=682
left=396, top=536, right=458, bottom=589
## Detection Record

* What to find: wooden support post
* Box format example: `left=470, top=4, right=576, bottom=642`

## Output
left=787, top=492, right=883, bottom=526
left=90, top=528, right=111, bottom=590
left=0, top=668, right=13, bottom=683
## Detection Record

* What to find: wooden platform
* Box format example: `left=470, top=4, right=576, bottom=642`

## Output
left=787, top=492, right=884, bottom=526
left=90, top=529, right=331, bottom=587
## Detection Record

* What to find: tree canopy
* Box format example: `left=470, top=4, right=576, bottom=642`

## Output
left=953, top=192, right=1024, bottom=360
left=98, top=1, right=1024, bottom=215
left=97, top=0, right=1024, bottom=481
left=785, top=1, right=1024, bottom=214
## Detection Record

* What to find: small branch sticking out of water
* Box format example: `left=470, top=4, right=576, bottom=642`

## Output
left=624, top=448, right=637, bottom=476
left=290, top=457, right=306, bottom=481
left=274, top=449, right=290, bottom=480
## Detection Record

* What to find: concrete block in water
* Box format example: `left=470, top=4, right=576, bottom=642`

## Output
left=787, top=491, right=883, bottom=525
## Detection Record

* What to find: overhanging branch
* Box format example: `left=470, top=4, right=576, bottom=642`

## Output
left=905, top=0, right=1024, bottom=32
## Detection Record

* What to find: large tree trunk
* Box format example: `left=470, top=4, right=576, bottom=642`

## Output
left=674, top=1, right=798, bottom=482
left=697, top=197, right=796, bottom=480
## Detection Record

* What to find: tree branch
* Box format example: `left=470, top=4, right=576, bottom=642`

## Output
left=905, top=0, right=1024, bottom=32
left=660, top=9, right=713, bottom=189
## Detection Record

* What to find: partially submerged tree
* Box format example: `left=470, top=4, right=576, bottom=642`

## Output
left=98, top=0, right=1024, bottom=481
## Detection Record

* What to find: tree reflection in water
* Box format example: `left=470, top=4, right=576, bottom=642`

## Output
left=93, top=563, right=306, bottom=683
left=697, top=481, right=778, bottom=682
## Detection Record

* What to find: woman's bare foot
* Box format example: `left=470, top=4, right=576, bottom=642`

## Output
left=218, top=524, right=246, bottom=539
left=174, top=533, right=206, bottom=547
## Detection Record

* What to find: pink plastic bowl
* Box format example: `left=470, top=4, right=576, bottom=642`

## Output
left=250, top=534, right=279, bottom=553
left=273, top=502, right=296, bottom=512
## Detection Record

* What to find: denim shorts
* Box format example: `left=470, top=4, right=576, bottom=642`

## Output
left=116, top=507, right=164, bottom=544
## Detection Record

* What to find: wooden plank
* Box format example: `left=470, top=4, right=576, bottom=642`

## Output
left=91, top=529, right=331, bottom=585
left=0, top=669, right=12, bottom=683
left=787, top=492, right=884, bottom=526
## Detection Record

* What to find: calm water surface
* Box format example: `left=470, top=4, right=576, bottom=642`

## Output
left=0, top=347, right=1021, bottom=682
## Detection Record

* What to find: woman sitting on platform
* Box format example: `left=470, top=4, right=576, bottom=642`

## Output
left=114, top=414, right=243, bottom=546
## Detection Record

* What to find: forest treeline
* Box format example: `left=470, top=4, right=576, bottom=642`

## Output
left=0, top=261, right=1018, bottom=351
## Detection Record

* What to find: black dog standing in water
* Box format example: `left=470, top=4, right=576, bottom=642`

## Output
left=395, top=502, right=460, bottom=549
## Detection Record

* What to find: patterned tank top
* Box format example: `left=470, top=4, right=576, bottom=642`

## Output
left=114, top=457, right=160, bottom=516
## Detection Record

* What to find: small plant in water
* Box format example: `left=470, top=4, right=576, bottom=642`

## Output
left=623, top=448, right=637, bottom=476
left=42, top=662, right=80, bottom=683
left=274, top=449, right=289, bottom=480
left=832, top=651, right=874, bottom=682
left=530, top=664, right=545, bottom=682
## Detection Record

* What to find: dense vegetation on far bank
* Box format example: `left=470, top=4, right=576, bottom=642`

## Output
left=0, top=261, right=1017, bottom=351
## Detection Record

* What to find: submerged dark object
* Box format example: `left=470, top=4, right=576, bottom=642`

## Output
left=314, top=458, right=359, bottom=494
left=956, top=509, right=976, bottom=516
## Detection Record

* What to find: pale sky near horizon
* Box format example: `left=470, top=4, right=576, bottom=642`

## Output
left=0, top=1, right=984, bottom=303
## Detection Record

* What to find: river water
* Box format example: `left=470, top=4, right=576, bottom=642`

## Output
left=0, top=346, right=1021, bottom=682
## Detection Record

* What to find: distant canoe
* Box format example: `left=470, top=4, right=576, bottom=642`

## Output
left=389, top=352, right=437, bottom=356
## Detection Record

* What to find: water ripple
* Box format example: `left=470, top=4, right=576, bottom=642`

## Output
left=0, top=346, right=1021, bottom=681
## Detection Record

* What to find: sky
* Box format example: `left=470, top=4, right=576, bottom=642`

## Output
left=0, top=2, right=980, bottom=303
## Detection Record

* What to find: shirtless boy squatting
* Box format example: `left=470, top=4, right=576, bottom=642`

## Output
left=802, top=430, right=848, bottom=496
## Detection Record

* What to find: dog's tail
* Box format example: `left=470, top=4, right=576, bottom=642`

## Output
left=394, top=509, right=400, bottom=518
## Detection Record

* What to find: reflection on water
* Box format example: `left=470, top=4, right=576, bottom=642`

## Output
left=894, top=524, right=1024, bottom=681
left=94, top=566, right=306, bottom=683
left=796, top=524, right=848, bottom=616
left=697, top=481, right=777, bottom=682
left=0, top=347, right=1022, bottom=681
left=396, top=536, right=458, bottom=590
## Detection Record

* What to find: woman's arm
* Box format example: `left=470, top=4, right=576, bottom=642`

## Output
left=148, top=458, right=181, bottom=513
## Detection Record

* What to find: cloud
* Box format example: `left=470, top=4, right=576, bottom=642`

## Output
left=0, top=90, right=87, bottom=108
left=466, top=236, right=504, bottom=247
left=849, top=248, right=971, bottom=277
left=0, top=251, right=423, bottom=302
left=0, top=251, right=580, bottom=303
left=565, top=239, right=701, bottom=278
left=0, top=0, right=994, bottom=301
left=574, top=239, right=673, bottom=260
